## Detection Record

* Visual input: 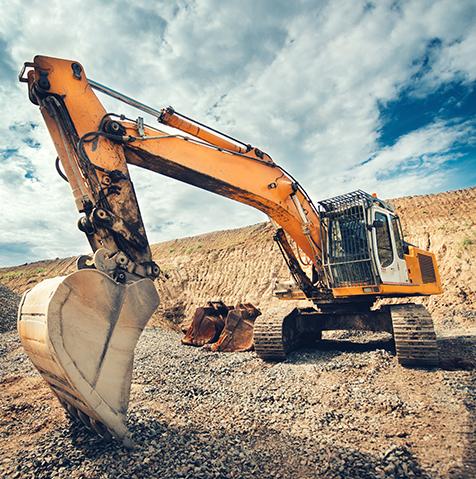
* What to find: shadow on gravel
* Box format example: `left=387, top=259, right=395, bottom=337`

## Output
left=286, top=337, right=395, bottom=366
left=458, top=369, right=476, bottom=479
left=440, top=333, right=476, bottom=479
left=438, top=334, right=476, bottom=371
left=295, top=333, right=476, bottom=372
left=6, top=415, right=436, bottom=479
left=315, top=338, right=395, bottom=354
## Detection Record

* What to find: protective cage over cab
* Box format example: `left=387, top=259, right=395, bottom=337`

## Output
left=318, top=190, right=441, bottom=296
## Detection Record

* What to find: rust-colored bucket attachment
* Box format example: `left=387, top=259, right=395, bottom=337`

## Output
left=17, top=269, right=159, bottom=446
left=182, top=302, right=260, bottom=352
left=208, top=303, right=261, bottom=352
left=181, top=301, right=230, bottom=347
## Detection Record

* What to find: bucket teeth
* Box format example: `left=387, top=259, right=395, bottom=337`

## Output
left=78, top=409, right=93, bottom=430
left=65, top=402, right=79, bottom=421
left=17, top=269, right=159, bottom=446
left=91, top=419, right=113, bottom=441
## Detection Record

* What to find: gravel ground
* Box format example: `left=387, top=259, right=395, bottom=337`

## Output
left=0, top=284, right=20, bottom=334
left=1, top=283, right=475, bottom=478
left=1, top=322, right=475, bottom=479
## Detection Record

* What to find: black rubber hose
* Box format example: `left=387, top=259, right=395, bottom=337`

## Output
left=55, top=156, right=69, bottom=182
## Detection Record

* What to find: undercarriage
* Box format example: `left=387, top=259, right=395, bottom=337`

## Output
left=254, top=301, right=439, bottom=367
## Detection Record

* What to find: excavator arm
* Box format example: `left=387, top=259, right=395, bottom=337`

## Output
left=122, top=117, right=323, bottom=274
left=17, top=55, right=326, bottom=445
left=21, top=56, right=324, bottom=289
left=20, top=57, right=161, bottom=282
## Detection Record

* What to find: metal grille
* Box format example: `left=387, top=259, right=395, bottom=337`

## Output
left=418, top=254, right=436, bottom=283
left=319, top=190, right=375, bottom=212
left=319, top=190, right=377, bottom=288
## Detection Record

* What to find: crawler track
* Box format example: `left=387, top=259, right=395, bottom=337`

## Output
left=253, top=309, right=299, bottom=361
left=391, top=303, right=439, bottom=367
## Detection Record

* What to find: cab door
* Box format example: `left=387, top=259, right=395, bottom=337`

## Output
left=370, top=206, right=409, bottom=284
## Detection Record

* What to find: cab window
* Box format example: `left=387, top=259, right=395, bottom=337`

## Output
left=375, top=212, right=393, bottom=267
left=391, top=216, right=404, bottom=259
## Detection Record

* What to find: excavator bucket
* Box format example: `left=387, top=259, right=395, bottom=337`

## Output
left=182, top=302, right=260, bottom=352
left=17, top=269, right=159, bottom=447
left=208, top=303, right=261, bottom=352
left=181, top=301, right=231, bottom=347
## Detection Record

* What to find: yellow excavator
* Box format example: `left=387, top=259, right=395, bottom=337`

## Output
left=17, top=56, right=442, bottom=446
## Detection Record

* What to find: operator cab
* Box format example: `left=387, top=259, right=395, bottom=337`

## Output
left=318, top=190, right=410, bottom=289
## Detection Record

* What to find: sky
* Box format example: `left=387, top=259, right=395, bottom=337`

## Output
left=0, top=0, right=475, bottom=266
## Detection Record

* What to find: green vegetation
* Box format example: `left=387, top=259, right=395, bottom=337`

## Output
left=0, top=267, right=46, bottom=282
left=0, top=270, right=24, bottom=280
left=462, top=236, right=475, bottom=248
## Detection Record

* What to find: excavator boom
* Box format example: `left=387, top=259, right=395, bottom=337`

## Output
left=17, top=56, right=443, bottom=445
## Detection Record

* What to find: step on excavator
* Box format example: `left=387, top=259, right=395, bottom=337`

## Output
left=17, top=56, right=442, bottom=446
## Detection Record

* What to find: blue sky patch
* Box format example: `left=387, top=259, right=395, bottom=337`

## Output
left=0, top=241, right=35, bottom=266
left=378, top=80, right=476, bottom=148
left=0, top=147, right=19, bottom=160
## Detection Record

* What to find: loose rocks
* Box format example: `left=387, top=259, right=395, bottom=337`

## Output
left=1, top=327, right=474, bottom=478
left=0, top=284, right=20, bottom=334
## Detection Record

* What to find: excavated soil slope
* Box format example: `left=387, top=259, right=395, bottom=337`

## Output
left=1, top=187, right=475, bottom=332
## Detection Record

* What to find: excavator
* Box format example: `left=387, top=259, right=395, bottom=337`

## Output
left=17, top=56, right=442, bottom=446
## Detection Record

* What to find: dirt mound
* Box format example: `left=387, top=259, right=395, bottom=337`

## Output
left=1, top=187, right=475, bottom=332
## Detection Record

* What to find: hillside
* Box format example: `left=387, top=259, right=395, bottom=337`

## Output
left=1, top=187, right=475, bottom=333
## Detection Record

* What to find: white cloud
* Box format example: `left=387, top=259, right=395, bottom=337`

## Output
left=0, top=0, right=475, bottom=265
left=343, top=119, right=475, bottom=196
